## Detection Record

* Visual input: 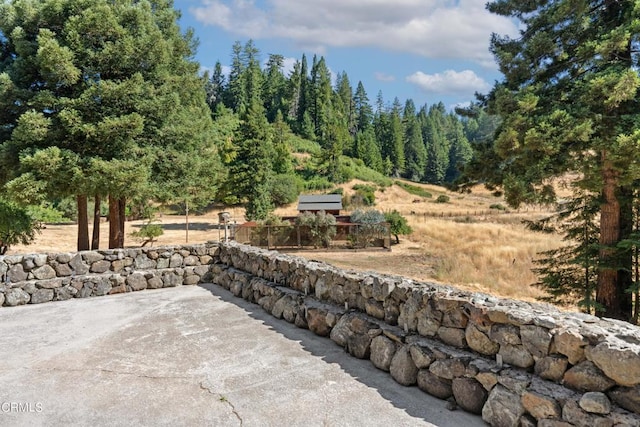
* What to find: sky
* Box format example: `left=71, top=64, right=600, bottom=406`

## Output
left=172, top=0, right=520, bottom=110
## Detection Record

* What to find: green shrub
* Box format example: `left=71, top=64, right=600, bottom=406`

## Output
left=490, top=203, right=506, bottom=211
left=130, top=217, right=164, bottom=247
left=26, top=203, right=69, bottom=223
left=304, top=176, right=333, bottom=191
left=395, top=181, right=432, bottom=198
left=271, top=174, right=303, bottom=206
left=295, top=211, right=337, bottom=248
left=384, top=210, right=412, bottom=244
left=349, top=209, right=387, bottom=248
left=328, top=187, right=343, bottom=195
left=0, top=198, right=41, bottom=255
left=351, top=184, right=376, bottom=207
left=436, top=194, right=450, bottom=203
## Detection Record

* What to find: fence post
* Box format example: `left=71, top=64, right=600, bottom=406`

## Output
left=267, top=226, right=271, bottom=250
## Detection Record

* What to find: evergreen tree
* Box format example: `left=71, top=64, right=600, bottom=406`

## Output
left=354, top=81, right=374, bottom=133
left=402, top=100, right=427, bottom=181
left=354, top=128, right=383, bottom=173
left=422, top=104, right=449, bottom=184
left=204, top=61, right=226, bottom=112
left=309, top=55, right=334, bottom=143
left=0, top=0, right=218, bottom=249
left=531, top=195, right=601, bottom=312
left=263, top=54, right=287, bottom=122
left=225, top=100, right=274, bottom=221
left=483, top=0, right=640, bottom=319
left=445, top=114, right=472, bottom=182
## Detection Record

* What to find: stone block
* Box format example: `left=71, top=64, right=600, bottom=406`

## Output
left=563, top=361, right=616, bottom=392
left=418, top=370, right=452, bottom=399
left=482, top=385, right=525, bottom=427
left=535, top=356, right=569, bottom=382
left=466, top=323, right=499, bottom=356
left=579, top=392, right=611, bottom=415
left=608, top=385, right=640, bottom=414
left=452, top=377, right=487, bottom=414
left=90, top=260, right=111, bottom=274
left=499, top=344, right=534, bottom=369
left=429, top=358, right=466, bottom=380
left=126, top=273, right=147, bottom=291
left=408, top=344, right=434, bottom=369
left=390, top=346, right=418, bottom=386
left=4, top=288, right=30, bottom=306
left=521, top=325, right=552, bottom=359
left=8, top=264, right=27, bottom=282
left=370, top=335, right=397, bottom=371
left=491, top=323, right=521, bottom=346
left=437, top=326, right=467, bottom=348
left=30, top=288, right=54, bottom=304
left=553, top=327, right=587, bottom=364
left=587, top=342, right=640, bottom=387
left=521, top=391, right=561, bottom=420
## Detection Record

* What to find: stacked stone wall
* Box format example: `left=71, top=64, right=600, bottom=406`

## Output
left=0, top=244, right=218, bottom=305
left=213, top=242, right=640, bottom=426
left=1, top=241, right=639, bottom=426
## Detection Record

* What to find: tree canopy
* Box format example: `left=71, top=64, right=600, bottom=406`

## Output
left=474, top=0, right=640, bottom=320
left=0, top=0, right=221, bottom=250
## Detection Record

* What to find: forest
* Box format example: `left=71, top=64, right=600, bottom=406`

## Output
left=0, top=0, right=639, bottom=322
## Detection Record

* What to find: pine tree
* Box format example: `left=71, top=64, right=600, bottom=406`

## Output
left=0, top=0, right=218, bottom=249
left=263, top=54, right=287, bottom=122
left=402, top=100, right=427, bottom=181
left=484, top=0, right=640, bottom=319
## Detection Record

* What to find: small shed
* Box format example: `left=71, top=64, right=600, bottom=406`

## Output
left=297, top=194, right=343, bottom=215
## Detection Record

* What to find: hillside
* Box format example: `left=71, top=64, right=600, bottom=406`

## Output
left=10, top=179, right=565, bottom=305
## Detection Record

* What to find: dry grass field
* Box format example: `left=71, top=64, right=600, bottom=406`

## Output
left=10, top=180, right=566, bottom=305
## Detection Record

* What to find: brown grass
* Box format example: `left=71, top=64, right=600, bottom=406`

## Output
left=10, top=179, right=566, bottom=305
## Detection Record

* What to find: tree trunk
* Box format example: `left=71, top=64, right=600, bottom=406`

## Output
left=108, top=194, right=120, bottom=249
left=618, top=185, right=634, bottom=320
left=185, top=199, right=189, bottom=243
left=118, top=197, right=126, bottom=248
left=77, top=195, right=90, bottom=251
left=91, top=194, right=101, bottom=250
left=596, top=156, right=626, bottom=319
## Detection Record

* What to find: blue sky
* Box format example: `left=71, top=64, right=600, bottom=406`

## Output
left=172, top=0, right=519, bottom=110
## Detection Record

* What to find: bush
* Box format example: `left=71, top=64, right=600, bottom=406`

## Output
left=27, top=203, right=69, bottom=223
left=130, top=217, right=164, bottom=247
left=304, top=176, right=333, bottom=191
left=349, top=209, right=386, bottom=248
left=395, top=181, right=432, bottom=198
left=490, top=203, right=506, bottom=211
left=384, top=210, right=412, bottom=244
left=328, top=187, right=343, bottom=195
left=0, top=198, right=42, bottom=255
left=295, top=211, right=337, bottom=248
left=271, top=174, right=302, bottom=206
left=250, top=214, right=294, bottom=247
left=351, top=184, right=376, bottom=207
left=436, top=194, right=450, bottom=203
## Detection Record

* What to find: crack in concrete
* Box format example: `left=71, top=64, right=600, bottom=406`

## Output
left=199, top=381, right=243, bottom=426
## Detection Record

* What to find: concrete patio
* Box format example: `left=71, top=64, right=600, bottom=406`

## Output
left=0, top=284, right=484, bottom=426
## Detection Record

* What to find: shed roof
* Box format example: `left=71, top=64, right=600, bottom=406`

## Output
left=297, top=194, right=343, bottom=212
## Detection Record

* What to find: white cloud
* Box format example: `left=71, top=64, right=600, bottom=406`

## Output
left=406, top=69, right=490, bottom=95
left=374, top=72, right=395, bottom=82
left=188, top=0, right=518, bottom=66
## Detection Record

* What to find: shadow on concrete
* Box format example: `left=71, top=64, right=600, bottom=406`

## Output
left=198, top=283, right=484, bottom=427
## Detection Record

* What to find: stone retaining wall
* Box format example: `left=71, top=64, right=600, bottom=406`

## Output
left=213, top=242, right=640, bottom=426
left=1, top=241, right=639, bottom=426
left=0, top=244, right=218, bottom=305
